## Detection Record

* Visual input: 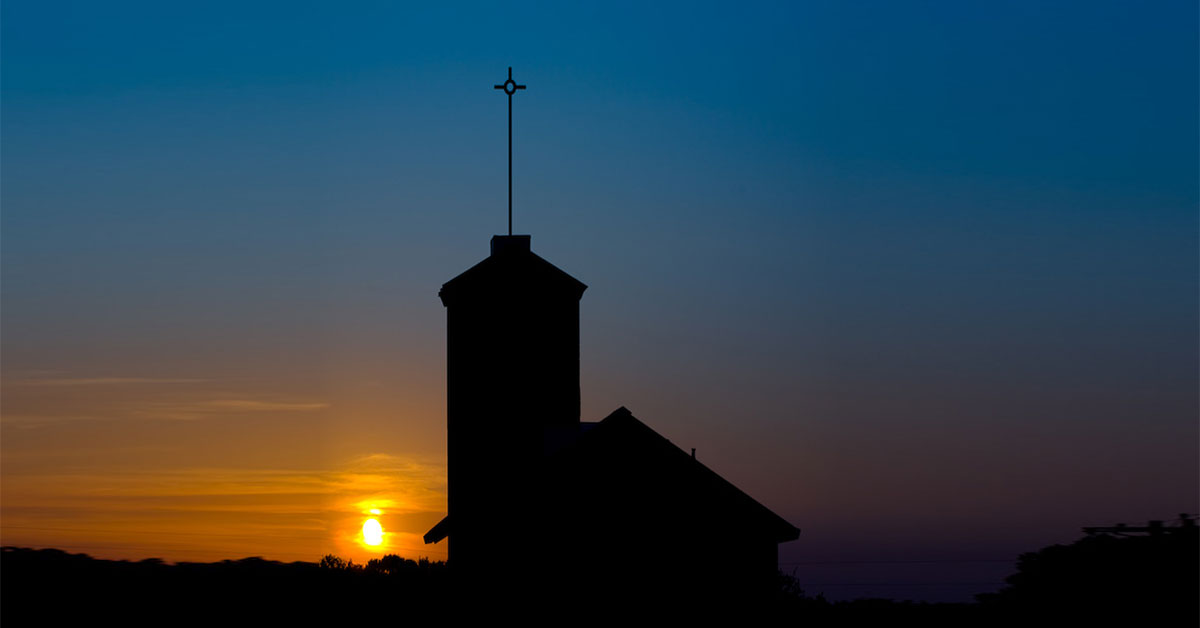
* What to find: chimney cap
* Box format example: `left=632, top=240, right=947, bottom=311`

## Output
left=439, top=235, right=587, bottom=307
left=491, top=235, right=531, bottom=256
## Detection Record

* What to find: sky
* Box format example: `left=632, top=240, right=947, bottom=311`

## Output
left=3, top=0, right=1197, bottom=602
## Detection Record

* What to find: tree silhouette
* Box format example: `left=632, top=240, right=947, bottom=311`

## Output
left=318, top=554, right=347, bottom=570
left=978, top=517, right=1198, bottom=625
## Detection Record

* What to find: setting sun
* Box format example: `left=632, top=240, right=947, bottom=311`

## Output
left=362, top=518, right=384, bottom=546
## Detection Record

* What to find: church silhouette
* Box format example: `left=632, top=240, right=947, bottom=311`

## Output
left=423, top=234, right=799, bottom=610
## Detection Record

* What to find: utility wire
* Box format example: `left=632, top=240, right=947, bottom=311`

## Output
left=782, top=559, right=1013, bottom=565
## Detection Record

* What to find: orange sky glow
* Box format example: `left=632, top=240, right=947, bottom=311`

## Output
left=2, top=375, right=448, bottom=565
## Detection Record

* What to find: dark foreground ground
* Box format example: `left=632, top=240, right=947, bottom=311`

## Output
left=3, top=524, right=1195, bottom=626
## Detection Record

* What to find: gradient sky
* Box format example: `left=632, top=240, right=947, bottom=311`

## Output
left=3, top=1, right=1197, bottom=602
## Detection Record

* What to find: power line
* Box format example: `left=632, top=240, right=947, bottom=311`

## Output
left=2, top=524, right=448, bottom=558
left=782, top=559, right=1013, bottom=565
left=3, top=539, right=447, bottom=562
left=797, top=582, right=1005, bottom=587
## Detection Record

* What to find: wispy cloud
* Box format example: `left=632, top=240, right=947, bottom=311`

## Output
left=8, top=377, right=208, bottom=387
left=28, top=458, right=447, bottom=508
left=129, top=399, right=332, bottom=421
left=1, top=414, right=111, bottom=426
left=3, top=373, right=330, bottom=425
left=204, top=400, right=331, bottom=412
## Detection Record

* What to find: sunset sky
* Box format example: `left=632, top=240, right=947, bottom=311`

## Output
left=3, top=1, right=1197, bottom=602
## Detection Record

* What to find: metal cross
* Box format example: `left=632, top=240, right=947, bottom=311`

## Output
left=494, top=67, right=526, bottom=236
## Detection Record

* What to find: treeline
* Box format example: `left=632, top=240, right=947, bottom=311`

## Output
left=3, top=519, right=1195, bottom=626
left=1, top=547, right=450, bottom=624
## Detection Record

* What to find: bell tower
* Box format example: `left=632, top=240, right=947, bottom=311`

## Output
left=437, top=234, right=587, bottom=572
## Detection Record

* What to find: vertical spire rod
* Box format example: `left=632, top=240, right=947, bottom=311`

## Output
left=508, top=86, right=512, bottom=235
left=494, top=67, right=526, bottom=236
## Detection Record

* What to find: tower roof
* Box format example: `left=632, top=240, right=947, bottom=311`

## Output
left=439, top=235, right=587, bottom=307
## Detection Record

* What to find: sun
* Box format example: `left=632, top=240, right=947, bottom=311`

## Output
left=362, top=518, right=384, bottom=546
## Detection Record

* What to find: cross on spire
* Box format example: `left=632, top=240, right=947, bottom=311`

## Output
left=494, top=67, right=526, bottom=236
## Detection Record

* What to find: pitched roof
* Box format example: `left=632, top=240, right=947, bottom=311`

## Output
left=424, top=406, right=799, bottom=546
left=551, top=407, right=801, bottom=544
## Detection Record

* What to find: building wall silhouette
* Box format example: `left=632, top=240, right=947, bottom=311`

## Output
left=426, top=235, right=798, bottom=609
